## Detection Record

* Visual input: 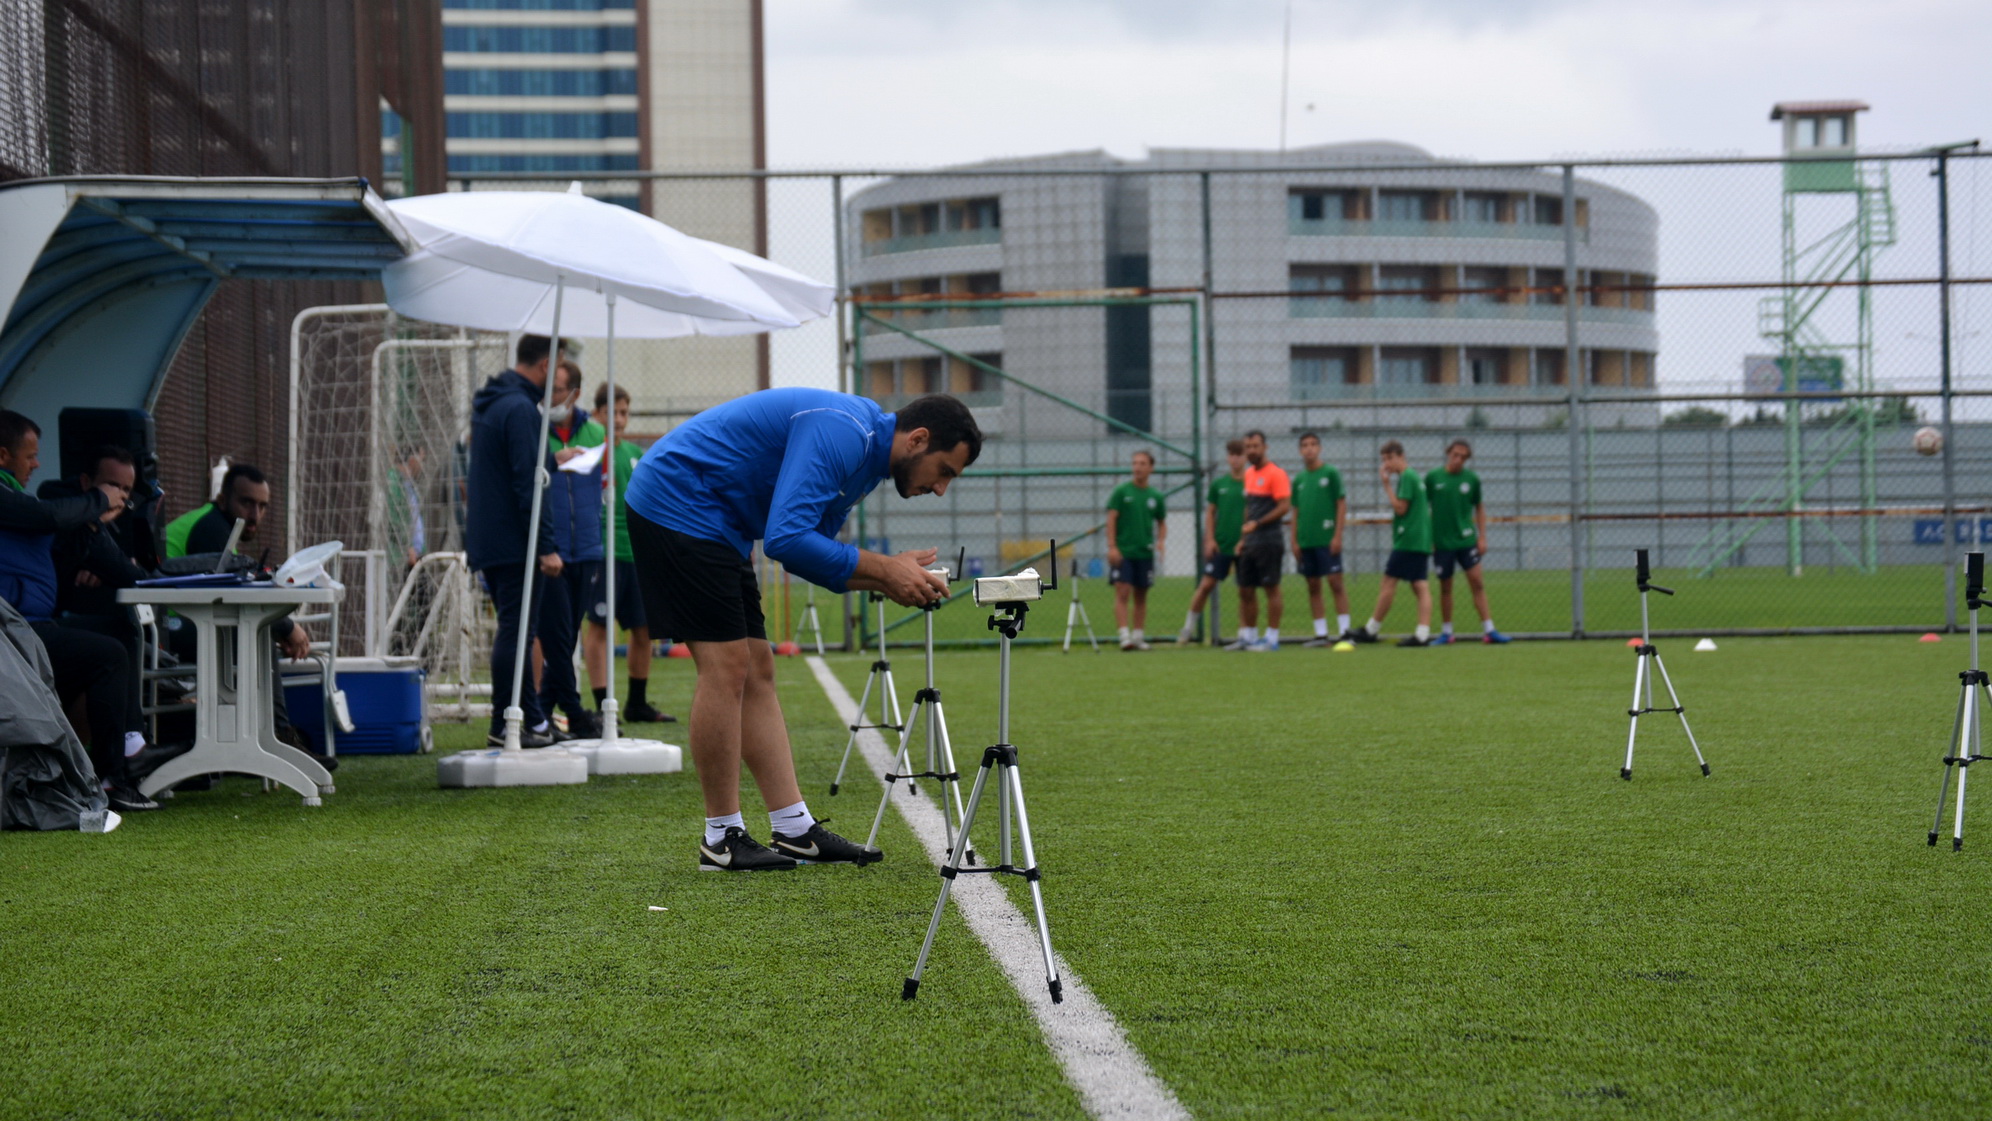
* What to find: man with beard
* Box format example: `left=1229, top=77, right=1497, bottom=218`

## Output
left=623, top=389, right=980, bottom=872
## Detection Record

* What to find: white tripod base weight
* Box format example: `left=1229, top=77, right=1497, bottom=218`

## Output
left=437, top=747, right=590, bottom=787
left=564, top=738, right=683, bottom=775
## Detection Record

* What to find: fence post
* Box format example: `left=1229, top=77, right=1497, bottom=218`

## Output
left=837, top=181, right=856, bottom=651
left=1936, top=149, right=1959, bottom=630
left=1563, top=165, right=1585, bottom=637
left=1200, top=170, right=1221, bottom=643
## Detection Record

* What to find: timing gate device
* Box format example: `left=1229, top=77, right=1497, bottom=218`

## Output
left=1929, top=552, right=1990, bottom=850
left=1621, top=549, right=1711, bottom=781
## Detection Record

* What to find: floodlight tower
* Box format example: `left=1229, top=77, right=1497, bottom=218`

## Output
left=1763, top=101, right=1893, bottom=574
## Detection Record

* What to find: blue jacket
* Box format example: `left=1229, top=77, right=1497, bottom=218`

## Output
left=465, top=369, right=557, bottom=572
left=543, top=407, right=605, bottom=565
left=0, top=478, right=109, bottom=623
left=625, top=388, right=894, bottom=592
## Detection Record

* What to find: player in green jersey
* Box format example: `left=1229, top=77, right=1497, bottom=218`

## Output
left=1106, top=450, right=1168, bottom=651
left=1178, top=438, right=1247, bottom=645
left=582, top=382, right=673, bottom=723
left=1426, top=438, right=1510, bottom=644
left=1289, top=432, right=1350, bottom=647
left=1351, top=439, right=1434, bottom=647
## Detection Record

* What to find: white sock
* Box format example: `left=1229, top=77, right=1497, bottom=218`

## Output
left=531, top=721, right=550, bottom=734
left=124, top=731, right=146, bottom=758
left=704, top=811, right=745, bottom=845
left=769, top=799, right=815, bottom=839
left=1183, top=610, right=1197, bottom=631
left=1313, top=617, right=1329, bottom=638
left=1118, top=626, right=1131, bottom=643
left=1265, top=629, right=1280, bottom=646
left=1239, top=626, right=1257, bottom=643
left=1483, top=618, right=1497, bottom=634
left=1441, top=622, right=1455, bottom=637
left=1416, top=624, right=1431, bottom=641
left=1337, top=614, right=1351, bottom=635
left=1364, top=618, right=1381, bottom=636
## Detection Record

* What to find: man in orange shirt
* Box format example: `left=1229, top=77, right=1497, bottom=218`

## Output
left=1232, top=429, right=1291, bottom=651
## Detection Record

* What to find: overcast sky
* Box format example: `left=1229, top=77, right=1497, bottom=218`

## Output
left=765, top=0, right=1989, bottom=168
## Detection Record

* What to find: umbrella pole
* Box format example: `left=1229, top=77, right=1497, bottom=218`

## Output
left=502, top=273, right=565, bottom=751
left=600, top=292, right=621, bottom=744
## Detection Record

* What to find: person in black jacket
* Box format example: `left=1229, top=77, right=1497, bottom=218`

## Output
left=0, top=412, right=154, bottom=810
left=467, top=333, right=568, bottom=747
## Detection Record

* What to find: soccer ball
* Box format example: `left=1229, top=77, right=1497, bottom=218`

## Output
left=1914, top=426, right=1943, bottom=456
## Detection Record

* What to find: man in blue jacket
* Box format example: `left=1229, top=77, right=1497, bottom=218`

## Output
left=466, top=334, right=568, bottom=748
left=625, top=389, right=980, bottom=871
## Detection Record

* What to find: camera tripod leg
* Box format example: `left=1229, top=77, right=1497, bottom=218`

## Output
left=904, top=747, right=998, bottom=1001
left=1622, top=649, right=1648, bottom=780
left=1651, top=653, right=1709, bottom=776
left=1932, top=685, right=1970, bottom=845
left=865, top=697, right=919, bottom=848
left=1003, top=760, right=1062, bottom=1003
left=935, top=702, right=973, bottom=864
left=1954, top=686, right=1981, bottom=851
left=830, top=665, right=880, bottom=796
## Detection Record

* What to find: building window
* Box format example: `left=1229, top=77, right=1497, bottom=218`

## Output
left=442, top=25, right=638, bottom=52
left=1531, top=267, right=1566, bottom=306
left=1465, top=349, right=1507, bottom=386
left=1377, top=266, right=1438, bottom=305
left=1532, top=349, right=1566, bottom=386
left=445, top=1, right=637, bottom=9
left=868, top=355, right=1001, bottom=405
left=1289, top=265, right=1356, bottom=313
left=1460, top=266, right=1506, bottom=304
left=1532, top=195, right=1563, bottom=226
left=1378, top=191, right=1436, bottom=222
left=860, top=197, right=1001, bottom=253
left=1461, top=192, right=1504, bottom=224
left=1291, top=347, right=1357, bottom=401
left=445, top=69, right=639, bottom=97
left=445, top=111, right=639, bottom=139
left=1288, top=190, right=1352, bottom=224
left=446, top=153, right=639, bottom=172
left=1379, top=347, right=1437, bottom=386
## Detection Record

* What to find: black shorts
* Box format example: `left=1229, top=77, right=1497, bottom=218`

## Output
left=1383, top=549, right=1430, bottom=583
left=1297, top=545, right=1343, bottom=578
left=1235, top=544, right=1284, bottom=588
left=1110, top=557, right=1155, bottom=589
left=626, top=508, right=765, bottom=643
left=586, top=558, right=649, bottom=631
left=1433, top=547, right=1482, bottom=580
left=1201, top=553, right=1236, bottom=581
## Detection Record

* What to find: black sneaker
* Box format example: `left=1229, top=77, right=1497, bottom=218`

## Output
left=106, top=784, right=161, bottom=812
left=770, top=820, right=883, bottom=866
left=565, top=710, right=602, bottom=739
left=1396, top=635, right=1430, bottom=647
left=698, top=826, right=797, bottom=872
left=1349, top=629, right=1380, bottom=644
left=486, top=727, right=559, bottom=749
left=622, top=701, right=676, bottom=724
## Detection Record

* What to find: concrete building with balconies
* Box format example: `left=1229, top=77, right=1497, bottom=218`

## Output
left=845, top=141, right=1660, bottom=441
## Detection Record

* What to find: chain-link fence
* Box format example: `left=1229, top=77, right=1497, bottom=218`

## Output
left=437, top=146, right=1990, bottom=647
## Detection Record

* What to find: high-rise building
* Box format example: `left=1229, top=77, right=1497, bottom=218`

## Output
left=423, top=0, right=768, bottom=411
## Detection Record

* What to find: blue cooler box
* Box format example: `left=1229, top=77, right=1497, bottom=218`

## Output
left=283, top=657, right=431, bottom=754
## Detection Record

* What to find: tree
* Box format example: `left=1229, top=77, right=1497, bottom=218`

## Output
left=1662, top=406, right=1728, bottom=428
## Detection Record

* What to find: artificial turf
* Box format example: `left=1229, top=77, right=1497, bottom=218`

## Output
left=7, top=634, right=1991, bottom=1118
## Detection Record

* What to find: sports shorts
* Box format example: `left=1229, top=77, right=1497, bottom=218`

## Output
left=1235, top=544, right=1284, bottom=589
left=1201, top=552, right=1236, bottom=581
left=1297, top=545, right=1343, bottom=578
left=586, top=558, right=648, bottom=631
left=1110, top=556, right=1155, bottom=589
left=626, top=508, right=765, bottom=643
left=1383, top=549, right=1430, bottom=583
left=1433, top=547, right=1483, bottom=580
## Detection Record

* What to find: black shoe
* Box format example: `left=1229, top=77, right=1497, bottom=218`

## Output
left=770, top=820, right=883, bottom=866
left=486, top=727, right=560, bottom=749
left=1396, top=635, right=1430, bottom=647
left=1349, top=629, right=1380, bottom=644
left=106, top=784, right=160, bottom=812
left=622, top=701, right=676, bottom=724
left=565, top=710, right=602, bottom=739
left=698, top=826, right=797, bottom=872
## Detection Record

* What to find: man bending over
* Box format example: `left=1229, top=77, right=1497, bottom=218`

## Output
left=624, top=389, right=980, bottom=872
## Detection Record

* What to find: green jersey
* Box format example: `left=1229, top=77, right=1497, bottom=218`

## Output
left=1290, top=464, right=1344, bottom=549
left=1206, top=474, right=1246, bottom=555
left=550, top=416, right=605, bottom=453
left=608, top=440, right=642, bottom=562
left=163, top=503, right=213, bottom=559
left=1106, top=482, right=1166, bottom=561
left=1390, top=470, right=1433, bottom=554
left=1425, top=467, right=1482, bottom=552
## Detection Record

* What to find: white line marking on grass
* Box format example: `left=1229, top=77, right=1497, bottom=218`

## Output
left=807, top=656, right=1190, bottom=1121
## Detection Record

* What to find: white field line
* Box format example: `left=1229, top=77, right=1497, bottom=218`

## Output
left=806, top=656, right=1190, bottom=1121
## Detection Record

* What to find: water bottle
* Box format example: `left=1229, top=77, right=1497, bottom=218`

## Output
left=78, top=807, right=121, bottom=834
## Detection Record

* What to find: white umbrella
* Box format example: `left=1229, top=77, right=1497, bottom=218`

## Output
left=381, top=186, right=833, bottom=779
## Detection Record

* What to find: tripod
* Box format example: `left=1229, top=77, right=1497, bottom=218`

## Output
left=1931, top=552, right=1990, bottom=850
left=797, top=587, right=827, bottom=656
left=830, top=593, right=903, bottom=797
left=1622, top=549, right=1710, bottom=781
left=1062, top=557, right=1099, bottom=653
left=869, top=553, right=973, bottom=863
left=905, top=566, right=1062, bottom=1004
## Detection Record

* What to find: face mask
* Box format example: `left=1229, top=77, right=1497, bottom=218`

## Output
left=546, top=403, right=574, bottom=425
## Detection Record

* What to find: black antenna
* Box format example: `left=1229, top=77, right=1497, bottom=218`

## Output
left=1636, top=549, right=1673, bottom=596
left=949, top=546, right=966, bottom=586
left=1967, top=551, right=1985, bottom=608
left=1043, top=539, right=1060, bottom=592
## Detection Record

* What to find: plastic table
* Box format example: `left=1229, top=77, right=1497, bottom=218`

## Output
left=117, top=585, right=342, bottom=806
